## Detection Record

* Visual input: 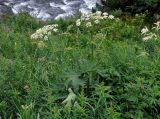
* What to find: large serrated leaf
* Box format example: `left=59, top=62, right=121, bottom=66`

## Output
left=64, top=72, right=85, bottom=92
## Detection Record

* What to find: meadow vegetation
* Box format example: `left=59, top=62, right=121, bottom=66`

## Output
left=0, top=12, right=160, bottom=118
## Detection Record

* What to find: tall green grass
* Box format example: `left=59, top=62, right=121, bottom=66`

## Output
left=0, top=13, right=160, bottom=119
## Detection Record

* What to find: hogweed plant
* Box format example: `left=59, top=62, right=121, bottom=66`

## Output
left=141, top=21, right=160, bottom=57
left=141, top=26, right=157, bottom=42
left=75, top=11, right=116, bottom=59
left=73, top=11, right=116, bottom=96
left=30, top=23, right=66, bottom=68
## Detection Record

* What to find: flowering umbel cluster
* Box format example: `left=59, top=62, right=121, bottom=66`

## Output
left=141, top=22, right=159, bottom=42
left=31, top=24, right=58, bottom=40
left=75, top=11, right=115, bottom=27
left=153, top=21, right=160, bottom=30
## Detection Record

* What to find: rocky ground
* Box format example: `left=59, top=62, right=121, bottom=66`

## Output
left=0, top=1, right=13, bottom=16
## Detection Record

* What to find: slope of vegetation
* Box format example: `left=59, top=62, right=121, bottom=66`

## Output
left=0, top=12, right=160, bottom=118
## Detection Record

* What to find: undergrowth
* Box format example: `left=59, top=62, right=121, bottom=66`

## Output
left=0, top=13, right=160, bottom=119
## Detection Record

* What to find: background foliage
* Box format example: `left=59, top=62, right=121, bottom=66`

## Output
left=100, top=0, right=160, bottom=21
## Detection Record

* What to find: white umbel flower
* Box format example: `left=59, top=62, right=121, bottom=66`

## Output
left=44, top=36, right=49, bottom=41
left=53, top=28, right=58, bottom=32
left=142, top=35, right=152, bottom=41
left=31, top=24, right=58, bottom=40
left=86, top=22, right=92, bottom=27
left=47, top=31, right=52, bottom=35
left=142, top=33, right=157, bottom=41
left=103, top=12, right=108, bottom=16
left=94, top=19, right=100, bottom=24
left=153, top=21, right=160, bottom=30
left=108, top=15, right=115, bottom=19
left=141, top=26, right=149, bottom=35
left=76, top=19, right=81, bottom=26
left=96, top=11, right=102, bottom=16
left=74, top=11, right=116, bottom=29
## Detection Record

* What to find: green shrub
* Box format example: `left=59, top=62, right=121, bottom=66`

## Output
left=101, top=0, right=160, bottom=20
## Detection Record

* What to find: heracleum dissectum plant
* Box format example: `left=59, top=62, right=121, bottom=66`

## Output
left=74, top=11, right=116, bottom=59
left=74, top=11, right=116, bottom=96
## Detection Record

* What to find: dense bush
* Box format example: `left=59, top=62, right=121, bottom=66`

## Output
left=101, top=0, right=160, bottom=20
left=0, top=12, right=160, bottom=118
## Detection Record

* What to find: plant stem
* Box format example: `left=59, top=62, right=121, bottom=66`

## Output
left=91, top=32, right=94, bottom=60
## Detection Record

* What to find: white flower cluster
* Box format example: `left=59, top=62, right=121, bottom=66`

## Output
left=142, top=33, right=157, bottom=42
left=76, top=11, right=115, bottom=27
left=141, top=26, right=149, bottom=35
left=31, top=24, right=58, bottom=40
left=153, top=21, right=160, bottom=30
left=141, top=21, right=160, bottom=42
